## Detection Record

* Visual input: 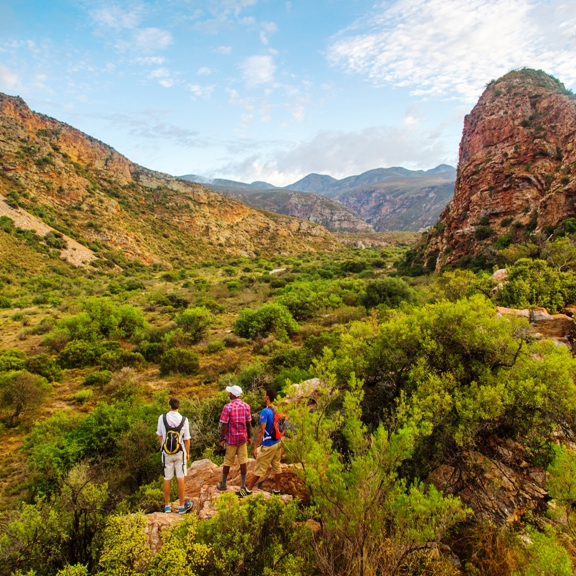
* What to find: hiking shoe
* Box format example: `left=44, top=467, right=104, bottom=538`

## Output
left=164, top=505, right=172, bottom=513
left=184, top=500, right=192, bottom=510
left=237, top=487, right=252, bottom=498
left=178, top=505, right=186, bottom=514
left=216, top=482, right=227, bottom=491
left=273, top=490, right=281, bottom=496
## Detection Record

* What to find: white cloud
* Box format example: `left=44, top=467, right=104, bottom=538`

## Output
left=90, top=4, right=144, bottom=30
left=218, top=123, right=451, bottom=185
left=197, top=66, right=212, bottom=76
left=240, top=55, right=276, bottom=87
left=0, top=62, right=18, bottom=91
left=259, top=21, right=277, bottom=45
left=149, top=67, right=175, bottom=88
left=188, top=84, right=215, bottom=98
left=328, top=0, right=576, bottom=102
left=215, top=46, right=232, bottom=54
left=135, top=56, right=165, bottom=64
left=134, top=28, right=173, bottom=52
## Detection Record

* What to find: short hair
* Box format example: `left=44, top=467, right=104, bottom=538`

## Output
left=265, top=389, right=277, bottom=402
left=169, top=397, right=180, bottom=410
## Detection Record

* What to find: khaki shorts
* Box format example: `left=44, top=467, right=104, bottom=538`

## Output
left=254, top=441, right=282, bottom=477
left=163, top=452, right=187, bottom=480
left=223, top=442, right=248, bottom=467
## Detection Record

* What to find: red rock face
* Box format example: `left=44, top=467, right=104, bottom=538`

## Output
left=425, top=70, right=576, bottom=270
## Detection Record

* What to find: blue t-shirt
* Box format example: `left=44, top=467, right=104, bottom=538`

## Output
left=260, top=407, right=281, bottom=447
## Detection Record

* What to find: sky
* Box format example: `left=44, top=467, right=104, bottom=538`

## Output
left=1, top=0, right=575, bottom=186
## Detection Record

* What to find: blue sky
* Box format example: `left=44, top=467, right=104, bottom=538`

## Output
left=1, top=0, right=575, bottom=185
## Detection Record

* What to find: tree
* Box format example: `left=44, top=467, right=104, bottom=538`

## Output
left=361, top=277, right=416, bottom=309
left=0, top=370, right=52, bottom=426
left=233, top=303, right=299, bottom=340
left=174, top=307, right=212, bottom=343
left=160, top=348, right=199, bottom=376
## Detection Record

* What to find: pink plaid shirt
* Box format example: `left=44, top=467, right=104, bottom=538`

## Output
left=219, top=398, right=252, bottom=446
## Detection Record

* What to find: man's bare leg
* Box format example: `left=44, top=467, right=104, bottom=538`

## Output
left=163, top=479, right=172, bottom=506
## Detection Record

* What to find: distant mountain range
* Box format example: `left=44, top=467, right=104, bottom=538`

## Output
left=179, top=165, right=456, bottom=232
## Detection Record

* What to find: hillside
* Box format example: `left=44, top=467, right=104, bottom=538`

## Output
left=179, top=178, right=374, bottom=233
left=421, top=69, right=576, bottom=270
left=0, top=93, right=338, bottom=269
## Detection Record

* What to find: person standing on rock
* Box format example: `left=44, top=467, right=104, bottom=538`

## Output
left=217, top=385, right=253, bottom=493
left=241, top=389, right=282, bottom=497
left=157, top=397, right=192, bottom=513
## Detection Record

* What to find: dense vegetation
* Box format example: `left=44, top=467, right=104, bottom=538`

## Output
left=2, top=225, right=576, bottom=575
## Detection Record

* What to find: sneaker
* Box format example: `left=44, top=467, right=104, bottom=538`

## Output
left=216, top=482, right=227, bottom=491
left=164, top=505, right=172, bottom=513
left=237, top=487, right=252, bottom=498
left=272, top=490, right=281, bottom=496
left=184, top=500, right=193, bottom=511
left=178, top=505, right=186, bottom=514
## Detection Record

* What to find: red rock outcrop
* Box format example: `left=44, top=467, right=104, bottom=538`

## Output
left=424, top=69, right=576, bottom=270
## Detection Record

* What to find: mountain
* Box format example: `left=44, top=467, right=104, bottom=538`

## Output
left=0, top=94, right=338, bottom=268
left=182, top=165, right=456, bottom=233
left=421, top=69, right=576, bottom=270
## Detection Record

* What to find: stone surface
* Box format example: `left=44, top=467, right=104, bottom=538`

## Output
left=496, top=306, right=530, bottom=319
left=422, top=70, right=576, bottom=270
left=429, top=438, right=548, bottom=523
left=144, top=512, right=184, bottom=552
left=529, top=308, right=573, bottom=338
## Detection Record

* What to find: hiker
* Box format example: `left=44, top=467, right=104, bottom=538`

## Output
left=241, top=389, right=283, bottom=497
left=217, top=385, right=252, bottom=493
left=157, top=397, right=191, bottom=513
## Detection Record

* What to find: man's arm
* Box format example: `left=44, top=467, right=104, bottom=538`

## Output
left=252, top=422, right=266, bottom=457
left=219, top=423, right=229, bottom=446
left=158, top=434, right=163, bottom=449
left=246, top=421, right=253, bottom=445
left=184, top=439, right=190, bottom=458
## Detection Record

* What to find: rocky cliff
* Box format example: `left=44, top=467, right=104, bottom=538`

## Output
left=0, top=93, right=338, bottom=267
left=423, top=69, right=576, bottom=270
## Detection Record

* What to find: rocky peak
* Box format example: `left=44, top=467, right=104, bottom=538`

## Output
left=423, top=69, right=576, bottom=270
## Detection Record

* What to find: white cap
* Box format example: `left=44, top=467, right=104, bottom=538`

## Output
left=226, top=385, right=243, bottom=397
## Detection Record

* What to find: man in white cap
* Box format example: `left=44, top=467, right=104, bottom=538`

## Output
left=217, top=385, right=253, bottom=492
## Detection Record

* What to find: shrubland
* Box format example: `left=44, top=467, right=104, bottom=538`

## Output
left=1, top=234, right=576, bottom=574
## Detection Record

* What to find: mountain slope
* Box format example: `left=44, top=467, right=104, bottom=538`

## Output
left=0, top=93, right=338, bottom=268
left=421, top=69, right=576, bottom=270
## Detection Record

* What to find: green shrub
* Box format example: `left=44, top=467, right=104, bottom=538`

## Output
left=0, top=295, right=10, bottom=308
left=174, top=306, right=212, bottom=343
left=474, top=225, right=495, bottom=240
left=57, top=341, right=103, bottom=369
left=519, top=526, right=573, bottom=576
left=206, top=339, right=225, bottom=354
left=0, top=370, right=52, bottom=426
left=361, top=277, right=416, bottom=309
left=160, top=348, right=200, bottom=376
left=0, top=348, right=27, bottom=372
left=136, top=341, right=166, bottom=362
left=194, top=297, right=225, bottom=314
left=71, top=389, right=93, bottom=404
left=83, top=370, right=112, bottom=387
left=100, top=349, right=145, bottom=371
left=26, top=353, right=62, bottom=382
left=234, top=303, right=300, bottom=340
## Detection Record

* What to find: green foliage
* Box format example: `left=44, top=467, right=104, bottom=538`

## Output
left=0, top=295, right=10, bottom=308
left=431, top=269, right=494, bottom=302
left=56, top=565, right=89, bottom=576
left=160, top=347, right=200, bottom=376
left=0, top=370, right=51, bottom=426
left=234, top=303, right=299, bottom=340
left=57, top=341, right=103, bottom=369
left=475, top=225, right=495, bottom=240
left=206, top=339, right=225, bottom=354
left=83, top=370, right=112, bottom=387
left=100, top=349, right=145, bottom=371
left=495, top=258, right=576, bottom=313
left=0, top=348, right=27, bottom=372
left=515, top=526, right=573, bottom=576
left=71, top=389, right=93, bottom=404
left=361, top=277, right=416, bottom=309
left=174, top=307, right=212, bottom=343
left=195, top=493, right=313, bottom=576
left=26, top=354, right=62, bottom=382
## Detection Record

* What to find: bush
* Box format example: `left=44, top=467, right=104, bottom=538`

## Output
left=195, top=297, right=225, bottom=314
left=57, top=341, right=103, bottom=369
left=160, top=348, right=200, bottom=376
left=233, top=303, right=300, bottom=341
left=0, top=348, right=27, bottom=372
left=83, top=370, right=112, bottom=387
left=26, top=353, right=62, bottom=382
left=0, top=295, right=10, bottom=308
left=206, top=339, right=225, bottom=354
left=71, top=389, right=93, bottom=404
left=174, top=306, right=212, bottom=343
left=361, top=277, right=416, bottom=309
left=100, top=349, right=145, bottom=371
left=0, top=370, right=52, bottom=426
left=136, top=341, right=166, bottom=362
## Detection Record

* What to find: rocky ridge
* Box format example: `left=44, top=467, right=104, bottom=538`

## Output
left=0, top=93, right=338, bottom=267
left=423, top=69, right=576, bottom=270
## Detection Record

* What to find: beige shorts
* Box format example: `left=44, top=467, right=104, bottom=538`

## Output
left=223, top=442, right=248, bottom=467
left=254, top=441, right=282, bottom=477
left=163, top=452, right=187, bottom=480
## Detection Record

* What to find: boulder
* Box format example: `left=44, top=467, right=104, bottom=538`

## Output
left=144, top=512, right=184, bottom=552
left=564, top=304, right=576, bottom=317
left=496, top=306, right=529, bottom=319
left=530, top=307, right=573, bottom=338
left=429, top=438, right=548, bottom=524
left=492, top=269, right=508, bottom=285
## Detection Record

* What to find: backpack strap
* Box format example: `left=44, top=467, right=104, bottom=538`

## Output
left=163, top=413, right=186, bottom=432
